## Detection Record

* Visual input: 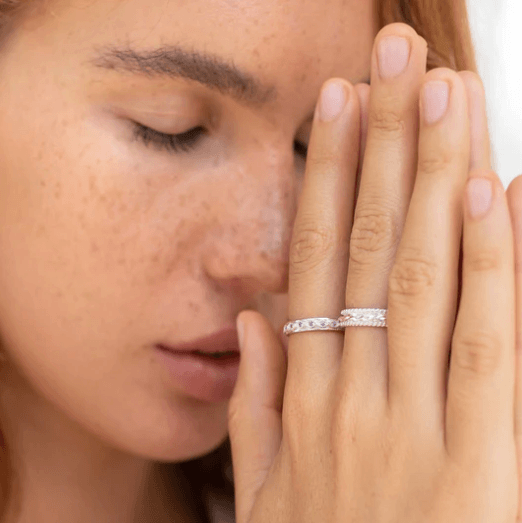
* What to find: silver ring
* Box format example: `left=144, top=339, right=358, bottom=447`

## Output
left=283, top=317, right=344, bottom=336
left=338, top=308, right=387, bottom=328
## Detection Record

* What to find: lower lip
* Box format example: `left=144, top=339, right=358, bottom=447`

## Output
left=155, top=346, right=240, bottom=402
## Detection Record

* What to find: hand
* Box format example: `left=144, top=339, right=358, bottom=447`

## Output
left=229, top=22, right=518, bottom=523
left=506, top=173, right=522, bottom=522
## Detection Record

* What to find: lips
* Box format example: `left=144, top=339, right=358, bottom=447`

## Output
left=156, top=325, right=240, bottom=355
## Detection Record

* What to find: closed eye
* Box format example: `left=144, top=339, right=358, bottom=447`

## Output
left=131, top=123, right=206, bottom=153
left=131, top=122, right=308, bottom=158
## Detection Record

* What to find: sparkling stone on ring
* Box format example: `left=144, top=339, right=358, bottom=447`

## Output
left=283, top=317, right=344, bottom=336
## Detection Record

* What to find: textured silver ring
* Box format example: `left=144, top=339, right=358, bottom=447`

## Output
left=283, top=317, right=344, bottom=336
left=338, top=308, right=387, bottom=328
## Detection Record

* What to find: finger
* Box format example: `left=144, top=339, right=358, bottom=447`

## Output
left=354, top=83, right=370, bottom=203
left=229, top=310, right=287, bottom=523
left=454, top=71, right=493, bottom=310
left=386, top=71, right=469, bottom=436
left=446, top=170, right=515, bottom=462
left=458, top=71, right=492, bottom=170
left=285, top=79, right=360, bottom=395
left=341, top=23, right=428, bottom=398
left=506, top=174, right=522, bottom=523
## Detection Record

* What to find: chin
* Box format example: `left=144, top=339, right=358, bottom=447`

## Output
left=103, top=399, right=231, bottom=463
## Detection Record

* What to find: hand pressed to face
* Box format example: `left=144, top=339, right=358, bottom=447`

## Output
left=230, top=22, right=518, bottom=523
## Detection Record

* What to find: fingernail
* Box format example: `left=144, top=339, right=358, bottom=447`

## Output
left=378, top=36, right=411, bottom=79
left=422, top=81, right=450, bottom=125
left=318, top=81, right=347, bottom=122
left=467, top=178, right=493, bottom=219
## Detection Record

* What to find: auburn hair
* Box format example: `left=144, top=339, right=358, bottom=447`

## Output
left=0, top=0, right=478, bottom=521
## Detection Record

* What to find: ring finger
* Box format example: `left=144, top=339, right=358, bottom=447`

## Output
left=285, top=78, right=361, bottom=398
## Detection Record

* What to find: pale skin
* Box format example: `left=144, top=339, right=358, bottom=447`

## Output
left=1, top=1, right=522, bottom=523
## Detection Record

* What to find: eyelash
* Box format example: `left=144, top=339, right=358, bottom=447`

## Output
left=132, top=122, right=308, bottom=158
left=132, top=123, right=206, bottom=153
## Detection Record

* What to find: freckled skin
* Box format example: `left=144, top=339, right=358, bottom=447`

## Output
left=0, top=0, right=375, bottom=516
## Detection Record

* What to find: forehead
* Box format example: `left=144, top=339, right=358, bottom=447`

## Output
left=24, top=0, right=376, bottom=105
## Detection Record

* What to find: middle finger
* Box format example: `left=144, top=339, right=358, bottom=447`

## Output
left=341, top=23, right=428, bottom=397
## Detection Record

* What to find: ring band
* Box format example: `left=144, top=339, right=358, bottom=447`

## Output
left=283, top=308, right=388, bottom=335
left=283, top=317, right=344, bottom=336
left=338, top=308, right=387, bottom=328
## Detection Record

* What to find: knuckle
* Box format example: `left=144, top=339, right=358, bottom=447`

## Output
left=451, top=330, right=503, bottom=377
left=389, top=250, right=438, bottom=300
left=417, top=150, right=454, bottom=176
left=368, top=106, right=406, bottom=140
left=349, top=206, right=398, bottom=268
left=466, top=249, right=502, bottom=273
left=289, top=221, right=341, bottom=275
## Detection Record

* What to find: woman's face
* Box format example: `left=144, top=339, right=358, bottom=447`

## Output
left=0, top=0, right=376, bottom=461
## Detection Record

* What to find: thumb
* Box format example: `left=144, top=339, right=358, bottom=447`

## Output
left=228, top=309, right=287, bottom=523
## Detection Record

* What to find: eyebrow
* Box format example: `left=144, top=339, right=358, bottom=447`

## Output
left=90, top=44, right=279, bottom=108
left=89, top=44, right=371, bottom=110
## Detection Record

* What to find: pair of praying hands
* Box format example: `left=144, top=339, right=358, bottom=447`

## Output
left=228, top=22, right=522, bottom=523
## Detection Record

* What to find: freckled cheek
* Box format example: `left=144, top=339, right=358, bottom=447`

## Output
left=2, top=121, right=224, bottom=319
left=50, top=197, right=192, bottom=290
left=52, top=179, right=220, bottom=296
left=3, top=192, right=145, bottom=305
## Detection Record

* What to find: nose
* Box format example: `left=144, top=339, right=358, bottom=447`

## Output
left=201, top=141, right=300, bottom=296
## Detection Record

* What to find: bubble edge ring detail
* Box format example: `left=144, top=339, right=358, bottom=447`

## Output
left=283, top=318, right=344, bottom=336
left=338, top=308, right=387, bottom=328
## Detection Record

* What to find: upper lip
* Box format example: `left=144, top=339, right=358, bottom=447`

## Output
left=156, top=325, right=240, bottom=354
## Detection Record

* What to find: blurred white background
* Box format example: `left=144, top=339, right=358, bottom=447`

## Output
left=466, top=0, right=522, bottom=187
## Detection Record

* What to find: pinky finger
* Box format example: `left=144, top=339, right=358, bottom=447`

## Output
left=445, top=169, right=516, bottom=462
